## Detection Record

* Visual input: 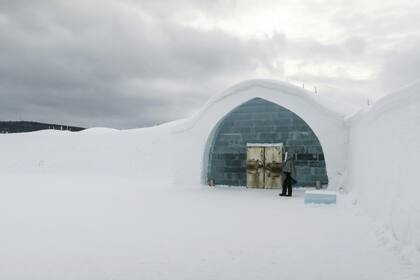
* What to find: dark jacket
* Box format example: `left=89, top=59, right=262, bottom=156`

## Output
left=283, top=153, right=296, bottom=179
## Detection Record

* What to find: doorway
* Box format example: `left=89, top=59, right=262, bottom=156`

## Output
left=206, top=98, right=328, bottom=187
left=246, top=143, right=283, bottom=189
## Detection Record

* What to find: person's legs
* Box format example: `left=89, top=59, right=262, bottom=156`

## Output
left=280, top=183, right=287, bottom=196
left=279, top=173, right=288, bottom=196
left=280, top=173, right=290, bottom=196
left=287, top=179, right=292, bottom=196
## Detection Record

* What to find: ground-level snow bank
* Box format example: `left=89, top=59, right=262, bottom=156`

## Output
left=346, top=80, right=420, bottom=262
left=1, top=173, right=417, bottom=280
left=0, top=126, right=173, bottom=179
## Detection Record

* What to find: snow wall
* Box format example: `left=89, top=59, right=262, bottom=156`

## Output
left=0, top=126, right=174, bottom=180
left=346, top=81, right=420, bottom=258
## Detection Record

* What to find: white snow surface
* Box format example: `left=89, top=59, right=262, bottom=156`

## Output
left=1, top=79, right=420, bottom=279
left=0, top=126, right=172, bottom=178
left=346, top=79, right=420, bottom=266
left=191, top=79, right=357, bottom=122
left=1, top=174, right=418, bottom=280
left=175, top=79, right=355, bottom=133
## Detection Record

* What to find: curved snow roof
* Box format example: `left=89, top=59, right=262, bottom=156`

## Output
left=208, top=79, right=353, bottom=115
left=174, top=79, right=355, bottom=132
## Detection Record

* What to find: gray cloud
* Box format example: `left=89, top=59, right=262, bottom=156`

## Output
left=379, top=40, right=420, bottom=94
left=0, top=0, right=419, bottom=128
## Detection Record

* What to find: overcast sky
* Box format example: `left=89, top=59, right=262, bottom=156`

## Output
left=1, top=0, right=419, bottom=128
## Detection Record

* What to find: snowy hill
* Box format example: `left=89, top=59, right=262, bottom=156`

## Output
left=0, top=125, right=172, bottom=178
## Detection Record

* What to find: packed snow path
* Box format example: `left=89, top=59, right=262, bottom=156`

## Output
left=1, top=174, right=418, bottom=280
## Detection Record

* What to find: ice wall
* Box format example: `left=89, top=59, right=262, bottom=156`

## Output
left=346, top=81, right=420, bottom=260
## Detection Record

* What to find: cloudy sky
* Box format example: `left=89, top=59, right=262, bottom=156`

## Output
left=1, top=0, right=419, bottom=128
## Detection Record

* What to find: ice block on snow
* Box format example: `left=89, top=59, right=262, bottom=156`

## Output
left=304, top=190, right=336, bottom=204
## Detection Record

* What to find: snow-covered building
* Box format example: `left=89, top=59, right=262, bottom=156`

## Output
left=173, top=79, right=350, bottom=189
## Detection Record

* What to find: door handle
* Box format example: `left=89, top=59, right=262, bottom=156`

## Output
left=266, top=161, right=282, bottom=177
left=246, top=159, right=264, bottom=174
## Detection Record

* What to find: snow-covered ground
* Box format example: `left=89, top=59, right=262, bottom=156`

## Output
left=1, top=172, right=419, bottom=280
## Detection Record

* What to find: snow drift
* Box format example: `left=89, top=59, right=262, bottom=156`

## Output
left=0, top=126, right=173, bottom=179
left=346, top=80, right=420, bottom=260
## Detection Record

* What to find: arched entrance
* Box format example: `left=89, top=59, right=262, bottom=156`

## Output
left=206, top=97, right=328, bottom=187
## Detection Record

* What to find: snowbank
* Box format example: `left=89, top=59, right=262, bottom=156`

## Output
left=0, top=125, right=173, bottom=179
left=346, top=80, right=420, bottom=261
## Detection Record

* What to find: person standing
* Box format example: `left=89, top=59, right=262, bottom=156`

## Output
left=279, top=152, right=296, bottom=197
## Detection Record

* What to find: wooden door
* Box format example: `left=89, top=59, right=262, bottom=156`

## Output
left=264, top=146, right=283, bottom=189
left=246, top=147, right=265, bottom=188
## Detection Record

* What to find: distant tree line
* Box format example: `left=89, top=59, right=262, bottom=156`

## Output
left=0, top=121, right=85, bottom=134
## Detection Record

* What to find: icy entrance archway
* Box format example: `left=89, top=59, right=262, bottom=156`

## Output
left=172, top=80, right=348, bottom=190
left=206, top=98, right=328, bottom=187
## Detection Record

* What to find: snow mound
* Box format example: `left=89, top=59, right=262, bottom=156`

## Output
left=0, top=124, right=172, bottom=178
left=346, top=79, right=420, bottom=263
left=79, top=127, right=120, bottom=135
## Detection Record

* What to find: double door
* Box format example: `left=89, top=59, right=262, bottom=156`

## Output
left=246, top=144, right=283, bottom=189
